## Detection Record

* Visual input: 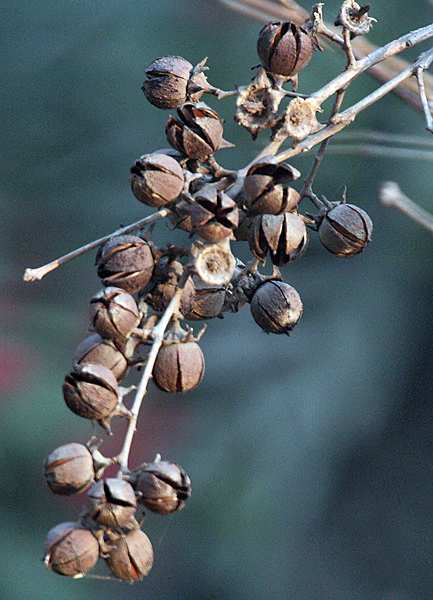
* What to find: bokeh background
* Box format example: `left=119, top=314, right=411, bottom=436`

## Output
left=2, top=1, right=433, bottom=599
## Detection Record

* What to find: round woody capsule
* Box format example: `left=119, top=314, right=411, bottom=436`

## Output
left=86, top=478, right=137, bottom=529
left=250, top=279, right=303, bottom=335
left=319, top=203, right=373, bottom=257
left=44, top=442, right=95, bottom=495
left=249, top=212, right=308, bottom=265
left=96, top=235, right=155, bottom=294
left=44, top=522, right=99, bottom=577
left=63, top=363, right=119, bottom=421
left=132, top=458, right=191, bottom=515
left=184, top=275, right=225, bottom=320
left=257, top=21, right=313, bottom=77
left=129, top=152, right=185, bottom=208
left=193, top=187, right=239, bottom=242
left=73, top=334, right=129, bottom=381
left=153, top=341, right=205, bottom=393
left=106, top=529, right=154, bottom=582
left=89, top=287, right=141, bottom=345
left=166, top=102, right=230, bottom=161
left=142, top=55, right=208, bottom=109
left=244, top=158, right=300, bottom=216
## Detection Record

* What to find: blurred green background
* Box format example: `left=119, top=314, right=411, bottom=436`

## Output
left=2, top=1, right=433, bottom=599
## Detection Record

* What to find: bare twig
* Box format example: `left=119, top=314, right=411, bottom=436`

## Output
left=276, top=47, right=433, bottom=162
left=116, top=270, right=191, bottom=473
left=379, top=181, right=433, bottom=234
left=416, top=67, right=433, bottom=133
left=23, top=208, right=170, bottom=282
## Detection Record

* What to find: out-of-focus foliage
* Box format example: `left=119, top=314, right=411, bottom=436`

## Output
left=2, top=1, right=433, bottom=599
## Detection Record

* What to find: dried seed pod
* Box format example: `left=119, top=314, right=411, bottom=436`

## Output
left=106, top=529, right=153, bottom=582
left=244, top=157, right=300, bottom=216
left=250, top=279, right=303, bottom=335
left=142, top=55, right=209, bottom=109
left=144, top=258, right=195, bottom=316
left=86, top=478, right=137, bottom=529
left=44, top=443, right=95, bottom=495
left=319, top=203, right=373, bottom=256
left=153, top=339, right=205, bottom=393
left=44, top=522, right=99, bottom=577
left=249, top=213, right=308, bottom=265
left=335, top=1, right=375, bottom=38
left=89, top=287, right=140, bottom=345
left=62, top=363, right=130, bottom=434
left=166, top=102, right=231, bottom=160
left=132, top=456, right=191, bottom=514
left=96, top=235, right=156, bottom=294
left=129, top=152, right=185, bottom=208
left=257, top=21, right=313, bottom=77
left=184, top=275, right=225, bottom=320
left=192, top=187, right=239, bottom=242
left=73, top=334, right=129, bottom=381
left=194, top=241, right=236, bottom=286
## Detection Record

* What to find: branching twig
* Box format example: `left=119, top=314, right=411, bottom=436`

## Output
left=379, top=181, right=433, bottom=234
left=23, top=208, right=170, bottom=282
left=116, top=270, right=192, bottom=473
left=416, top=67, right=433, bottom=133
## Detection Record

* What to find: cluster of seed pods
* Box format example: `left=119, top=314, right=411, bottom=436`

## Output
left=43, top=18, right=373, bottom=583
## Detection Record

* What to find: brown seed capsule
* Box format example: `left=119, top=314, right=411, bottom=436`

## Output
left=73, top=334, right=129, bottom=381
left=153, top=341, right=205, bottom=393
left=257, top=21, right=313, bottom=77
left=144, top=258, right=195, bottom=316
left=166, top=102, right=231, bottom=160
left=319, top=203, right=373, bottom=256
left=106, top=529, right=153, bottom=582
left=44, top=522, right=99, bottom=577
left=142, top=55, right=208, bottom=109
left=192, top=187, right=239, bottom=242
left=184, top=275, right=225, bottom=320
left=250, top=279, right=303, bottom=335
left=44, top=443, right=94, bottom=495
left=62, top=363, right=130, bottom=434
left=89, top=287, right=140, bottom=345
left=132, top=457, right=191, bottom=515
left=129, top=152, right=185, bottom=208
left=96, top=235, right=155, bottom=294
left=249, top=213, right=308, bottom=265
left=86, top=478, right=137, bottom=529
left=244, top=157, right=300, bottom=216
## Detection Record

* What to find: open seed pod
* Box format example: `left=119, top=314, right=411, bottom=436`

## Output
left=129, top=152, right=185, bottom=207
left=86, top=478, right=137, bottom=529
left=193, top=240, right=236, bottom=286
left=89, top=287, right=141, bottom=345
left=192, top=187, right=239, bottom=242
left=244, top=156, right=300, bottom=216
left=143, top=258, right=195, bottom=316
left=184, top=274, right=225, bottom=320
left=106, top=529, right=154, bottom=582
left=73, top=334, right=129, bottom=381
left=166, top=102, right=232, bottom=160
left=249, top=213, right=308, bottom=265
left=257, top=21, right=313, bottom=78
left=130, top=455, right=191, bottom=514
left=318, top=202, right=373, bottom=256
left=96, top=235, right=156, bottom=293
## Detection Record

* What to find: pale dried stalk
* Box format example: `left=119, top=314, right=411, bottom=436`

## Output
left=23, top=208, right=170, bottom=282
left=379, top=181, right=433, bottom=234
left=116, top=272, right=190, bottom=472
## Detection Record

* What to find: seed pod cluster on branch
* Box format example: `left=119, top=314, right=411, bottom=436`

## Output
left=37, top=2, right=381, bottom=584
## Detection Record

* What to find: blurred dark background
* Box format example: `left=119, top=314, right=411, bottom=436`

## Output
left=2, top=1, right=433, bottom=599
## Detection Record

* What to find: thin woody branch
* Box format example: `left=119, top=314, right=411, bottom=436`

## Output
left=379, top=181, right=433, bottom=235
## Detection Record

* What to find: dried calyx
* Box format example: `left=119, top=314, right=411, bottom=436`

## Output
left=335, top=1, right=376, bottom=38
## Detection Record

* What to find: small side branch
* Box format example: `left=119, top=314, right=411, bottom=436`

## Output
left=416, top=67, right=433, bottom=133
left=23, top=208, right=170, bottom=282
left=379, top=181, right=433, bottom=235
